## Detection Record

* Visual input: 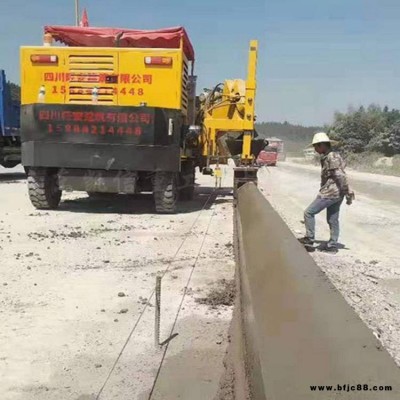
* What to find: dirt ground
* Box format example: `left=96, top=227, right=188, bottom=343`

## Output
left=258, top=161, right=400, bottom=366
left=0, top=166, right=235, bottom=400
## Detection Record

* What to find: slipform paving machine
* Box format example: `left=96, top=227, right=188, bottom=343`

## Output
left=21, top=25, right=263, bottom=213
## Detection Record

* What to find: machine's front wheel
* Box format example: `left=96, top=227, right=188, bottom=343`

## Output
left=153, top=172, right=178, bottom=214
left=27, top=169, right=61, bottom=210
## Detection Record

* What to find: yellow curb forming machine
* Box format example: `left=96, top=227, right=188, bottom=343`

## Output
left=20, top=24, right=262, bottom=213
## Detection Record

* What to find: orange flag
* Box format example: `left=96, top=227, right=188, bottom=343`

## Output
left=80, top=8, right=89, bottom=27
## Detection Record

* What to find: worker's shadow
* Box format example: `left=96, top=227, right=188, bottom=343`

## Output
left=313, top=240, right=348, bottom=250
left=190, top=186, right=234, bottom=209
left=299, top=221, right=348, bottom=250
left=59, top=186, right=233, bottom=215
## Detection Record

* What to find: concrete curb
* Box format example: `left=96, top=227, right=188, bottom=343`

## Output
left=235, top=183, right=400, bottom=399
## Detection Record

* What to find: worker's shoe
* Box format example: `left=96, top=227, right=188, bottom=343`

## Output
left=298, top=237, right=314, bottom=246
left=318, top=243, right=338, bottom=254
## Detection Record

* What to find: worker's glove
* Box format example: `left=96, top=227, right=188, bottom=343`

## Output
left=346, top=192, right=355, bottom=205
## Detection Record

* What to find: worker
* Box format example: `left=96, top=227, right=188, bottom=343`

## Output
left=299, top=132, right=354, bottom=253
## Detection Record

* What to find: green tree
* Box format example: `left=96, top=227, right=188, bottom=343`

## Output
left=389, top=122, right=400, bottom=153
left=385, top=108, right=400, bottom=127
left=328, top=105, right=387, bottom=154
left=6, top=81, right=20, bottom=102
left=366, top=128, right=392, bottom=155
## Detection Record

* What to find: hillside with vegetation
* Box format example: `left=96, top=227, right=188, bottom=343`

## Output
left=255, top=122, right=321, bottom=153
left=260, top=105, right=400, bottom=175
left=327, top=105, right=400, bottom=156
left=326, top=105, right=400, bottom=175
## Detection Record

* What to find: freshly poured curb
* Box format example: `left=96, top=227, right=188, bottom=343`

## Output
left=234, top=183, right=400, bottom=399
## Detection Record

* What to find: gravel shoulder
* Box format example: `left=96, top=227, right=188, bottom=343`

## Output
left=286, top=159, right=400, bottom=187
left=258, top=164, right=400, bottom=366
left=0, top=166, right=235, bottom=400
left=285, top=159, right=400, bottom=203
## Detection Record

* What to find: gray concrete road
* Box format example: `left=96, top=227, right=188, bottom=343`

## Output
left=0, top=165, right=235, bottom=400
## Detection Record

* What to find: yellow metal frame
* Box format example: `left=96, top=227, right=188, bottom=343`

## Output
left=200, top=40, right=258, bottom=164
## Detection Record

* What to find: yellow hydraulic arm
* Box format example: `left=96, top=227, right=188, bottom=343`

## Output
left=199, top=40, right=258, bottom=166
left=242, top=40, right=258, bottom=160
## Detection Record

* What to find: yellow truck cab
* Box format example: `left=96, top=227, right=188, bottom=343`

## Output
left=20, top=25, right=197, bottom=213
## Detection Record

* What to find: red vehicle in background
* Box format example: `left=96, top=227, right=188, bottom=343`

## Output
left=256, top=141, right=278, bottom=166
left=268, top=137, right=285, bottom=160
left=256, top=137, right=285, bottom=166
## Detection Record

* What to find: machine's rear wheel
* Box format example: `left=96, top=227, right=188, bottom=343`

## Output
left=28, top=169, right=61, bottom=210
left=179, top=162, right=195, bottom=201
left=153, top=172, right=178, bottom=214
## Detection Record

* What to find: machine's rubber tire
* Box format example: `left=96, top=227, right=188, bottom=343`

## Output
left=179, top=163, right=195, bottom=201
left=1, top=160, right=20, bottom=169
left=27, top=169, right=61, bottom=210
left=153, top=172, right=178, bottom=214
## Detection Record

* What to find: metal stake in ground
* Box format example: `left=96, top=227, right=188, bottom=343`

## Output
left=155, top=275, right=161, bottom=347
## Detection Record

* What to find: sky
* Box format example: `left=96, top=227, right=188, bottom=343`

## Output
left=0, top=0, right=399, bottom=125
